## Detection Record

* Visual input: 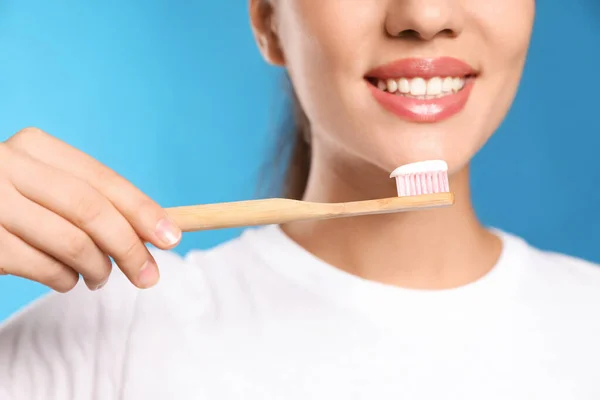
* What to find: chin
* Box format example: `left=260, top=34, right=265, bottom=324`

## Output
left=373, top=142, right=474, bottom=178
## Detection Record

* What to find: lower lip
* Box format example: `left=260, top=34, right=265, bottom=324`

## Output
left=367, top=79, right=475, bottom=123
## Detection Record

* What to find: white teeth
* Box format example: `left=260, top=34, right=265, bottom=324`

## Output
left=452, top=77, right=462, bottom=91
left=386, top=79, right=398, bottom=93
left=375, top=76, right=468, bottom=97
left=442, top=77, right=454, bottom=93
left=426, top=77, right=442, bottom=96
left=398, top=78, right=410, bottom=94
left=410, top=77, right=427, bottom=96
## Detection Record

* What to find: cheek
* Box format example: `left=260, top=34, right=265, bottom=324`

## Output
left=466, top=1, right=535, bottom=140
left=280, top=0, right=380, bottom=71
left=474, top=0, right=534, bottom=74
left=278, top=1, right=381, bottom=132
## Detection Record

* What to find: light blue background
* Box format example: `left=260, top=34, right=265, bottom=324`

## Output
left=0, top=1, right=599, bottom=321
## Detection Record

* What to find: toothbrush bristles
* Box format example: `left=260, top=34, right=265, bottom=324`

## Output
left=389, top=160, right=450, bottom=197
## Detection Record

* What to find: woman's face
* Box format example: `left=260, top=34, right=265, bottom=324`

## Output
left=253, top=0, right=535, bottom=175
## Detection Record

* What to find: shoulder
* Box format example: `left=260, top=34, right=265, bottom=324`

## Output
left=499, top=229, right=600, bottom=302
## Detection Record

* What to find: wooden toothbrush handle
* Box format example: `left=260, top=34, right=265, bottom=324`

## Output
left=165, top=198, right=332, bottom=232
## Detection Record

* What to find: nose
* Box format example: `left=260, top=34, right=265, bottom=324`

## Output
left=385, top=0, right=464, bottom=40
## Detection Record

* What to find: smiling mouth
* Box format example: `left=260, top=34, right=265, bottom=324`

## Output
left=363, top=57, right=478, bottom=122
left=366, top=75, right=477, bottom=100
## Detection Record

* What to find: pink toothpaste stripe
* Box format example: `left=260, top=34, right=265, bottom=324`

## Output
left=395, top=171, right=449, bottom=196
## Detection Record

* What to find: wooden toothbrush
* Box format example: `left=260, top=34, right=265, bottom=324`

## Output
left=165, top=160, right=453, bottom=232
left=165, top=192, right=454, bottom=232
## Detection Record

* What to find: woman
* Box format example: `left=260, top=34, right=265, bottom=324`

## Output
left=0, top=0, right=599, bottom=398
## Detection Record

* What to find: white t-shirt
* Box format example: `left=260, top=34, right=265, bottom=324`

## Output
left=1, top=225, right=600, bottom=399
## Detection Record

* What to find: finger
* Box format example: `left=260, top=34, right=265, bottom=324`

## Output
left=6, top=128, right=181, bottom=249
left=7, top=150, right=160, bottom=289
left=0, top=225, right=80, bottom=293
left=0, top=187, right=112, bottom=290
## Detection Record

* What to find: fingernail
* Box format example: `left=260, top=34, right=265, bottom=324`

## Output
left=138, top=260, right=159, bottom=288
left=155, top=218, right=181, bottom=246
left=86, top=280, right=105, bottom=292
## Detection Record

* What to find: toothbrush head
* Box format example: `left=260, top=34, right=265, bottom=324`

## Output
left=390, top=160, right=449, bottom=197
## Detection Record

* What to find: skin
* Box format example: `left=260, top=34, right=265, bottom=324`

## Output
left=250, top=0, right=535, bottom=289
left=0, top=0, right=534, bottom=293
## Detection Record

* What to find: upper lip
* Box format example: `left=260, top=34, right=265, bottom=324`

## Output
left=365, top=57, right=477, bottom=80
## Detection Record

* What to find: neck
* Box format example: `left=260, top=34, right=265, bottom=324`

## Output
left=281, top=151, right=502, bottom=290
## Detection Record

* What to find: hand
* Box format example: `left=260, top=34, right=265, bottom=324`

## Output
left=0, top=127, right=182, bottom=292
